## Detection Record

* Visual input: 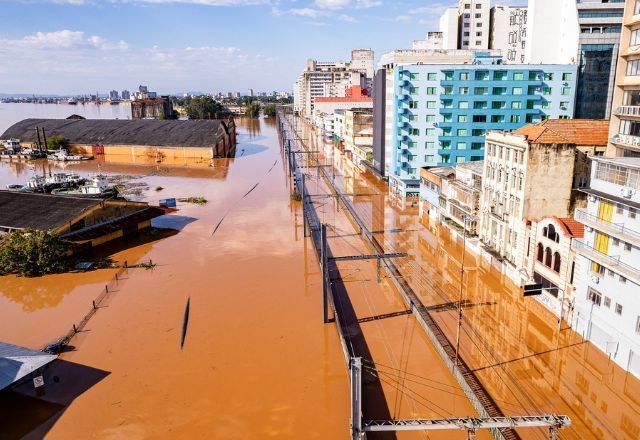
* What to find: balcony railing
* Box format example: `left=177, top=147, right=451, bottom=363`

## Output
left=615, top=106, right=640, bottom=117
left=575, top=209, right=640, bottom=246
left=572, top=239, right=640, bottom=285
left=610, top=133, right=640, bottom=148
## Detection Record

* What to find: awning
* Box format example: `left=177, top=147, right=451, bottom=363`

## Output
left=0, top=342, right=57, bottom=391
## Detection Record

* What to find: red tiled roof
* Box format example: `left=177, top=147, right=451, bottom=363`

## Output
left=513, top=119, right=609, bottom=146
left=557, top=217, right=585, bottom=239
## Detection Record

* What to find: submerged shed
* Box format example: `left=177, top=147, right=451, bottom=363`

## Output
left=0, top=342, right=56, bottom=391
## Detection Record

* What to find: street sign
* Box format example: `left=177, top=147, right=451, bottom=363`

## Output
left=33, top=375, right=44, bottom=388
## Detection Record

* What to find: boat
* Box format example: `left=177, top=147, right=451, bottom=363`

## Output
left=6, top=184, right=26, bottom=191
left=67, top=98, right=78, bottom=105
left=110, top=99, right=121, bottom=105
left=22, top=172, right=86, bottom=193
left=51, top=175, right=118, bottom=198
left=49, top=148, right=93, bottom=162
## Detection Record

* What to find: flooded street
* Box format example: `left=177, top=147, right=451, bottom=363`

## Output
left=0, top=111, right=638, bottom=439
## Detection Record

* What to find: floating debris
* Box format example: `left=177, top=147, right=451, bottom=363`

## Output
left=178, top=197, right=208, bottom=205
left=181, top=297, right=190, bottom=350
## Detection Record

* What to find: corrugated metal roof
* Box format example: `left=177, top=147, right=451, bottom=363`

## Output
left=0, top=342, right=57, bottom=390
left=0, top=191, right=101, bottom=232
left=1, top=118, right=231, bottom=148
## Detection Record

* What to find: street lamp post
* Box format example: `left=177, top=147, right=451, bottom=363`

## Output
left=454, top=216, right=470, bottom=366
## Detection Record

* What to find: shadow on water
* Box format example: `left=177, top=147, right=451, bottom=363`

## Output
left=0, top=359, right=110, bottom=440
left=151, top=215, right=198, bottom=231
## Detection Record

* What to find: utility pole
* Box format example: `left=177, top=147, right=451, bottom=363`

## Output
left=455, top=216, right=469, bottom=366
left=350, top=357, right=363, bottom=440
left=321, top=223, right=329, bottom=324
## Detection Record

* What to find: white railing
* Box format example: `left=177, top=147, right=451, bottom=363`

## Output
left=610, top=133, right=640, bottom=148
left=615, top=106, right=640, bottom=117
left=572, top=239, right=640, bottom=284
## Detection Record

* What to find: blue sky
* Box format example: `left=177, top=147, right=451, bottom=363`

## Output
left=0, top=0, right=521, bottom=95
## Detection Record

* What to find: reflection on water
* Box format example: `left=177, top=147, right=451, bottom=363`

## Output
left=298, top=120, right=640, bottom=440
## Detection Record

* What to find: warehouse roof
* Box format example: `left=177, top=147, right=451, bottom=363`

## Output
left=1, top=118, right=231, bottom=148
left=514, top=119, right=609, bottom=146
left=0, top=191, right=101, bottom=232
left=0, top=341, right=57, bottom=391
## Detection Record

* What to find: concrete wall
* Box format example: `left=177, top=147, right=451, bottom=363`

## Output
left=526, top=0, right=579, bottom=64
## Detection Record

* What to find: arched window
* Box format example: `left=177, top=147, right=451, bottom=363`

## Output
left=537, top=243, right=544, bottom=262
left=553, top=252, right=561, bottom=273
left=555, top=234, right=560, bottom=244
left=542, top=227, right=548, bottom=238
left=547, top=224, right=556, bottom=241
left=545, top=247, right=552, bottom=267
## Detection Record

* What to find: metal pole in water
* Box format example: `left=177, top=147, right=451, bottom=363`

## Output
left=321, top=223, right=329, bottom=324
left=302, top=173, right=307, bottom=238
left=350, top=357, right=363, bottom=440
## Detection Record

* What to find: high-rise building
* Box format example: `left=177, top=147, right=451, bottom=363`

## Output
left=440, top=7, right=459, bottom=49
left=375, top=51, right=577, bottom=198
left=121, top=90, right=131, bottom=100
left=459, top=0, right=490, bottom=50
left=575, top=0, right=624, bottom=120
left=248, top=88, right=254, bottom=97
left=293, top=49, right=374, bottom=119
left=525, top=0, right=579, bottom=64
left=608, top=0, right=640, bottom=157
left=572, top=157, right=640, bottom=378
left=490, top=5, right=528, bottom=64
left=109, top=90, right=119, bottom=101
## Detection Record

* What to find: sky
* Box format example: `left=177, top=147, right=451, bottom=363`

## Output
left=0, top=0, right=523, bottom=95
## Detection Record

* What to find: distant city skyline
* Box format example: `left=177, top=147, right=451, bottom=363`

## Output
left=0, top=0, right=523, bottom=94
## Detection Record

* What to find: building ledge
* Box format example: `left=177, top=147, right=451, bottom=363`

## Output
left=572, top=239, right=640, bottom=285
left=575, top=208, right=640, bottom=248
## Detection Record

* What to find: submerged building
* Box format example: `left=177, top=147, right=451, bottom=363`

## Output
left=1, top=118, right=237, bottom=161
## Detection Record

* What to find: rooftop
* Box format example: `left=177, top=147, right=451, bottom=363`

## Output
left=421, top=166, right=456, bottom=178
left=513, top=119, right=609, bottom=146
left=0, top=191, right=101, bottom=232
left=0, top=341, right=57, bottom=391
left=456, top=160, right=484, bottom=174
left=1, top=118, right=231, bottom=148
left=558, top=218, right=585, bottom=239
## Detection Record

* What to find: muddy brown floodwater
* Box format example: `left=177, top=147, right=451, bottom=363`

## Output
left=1, top=115, right=638, bottom=440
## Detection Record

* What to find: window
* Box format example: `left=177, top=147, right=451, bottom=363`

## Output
left=613, top=238, right=620, bottom=246
left=443, top=113, right=452, bottom=122
left=588, top=288, right=602, bottom=307
left=442, top=128, right=452, bottom=136
left=475, top=71, right=489, bottom=81
left=472, top=128, right=485, bottom=136
left=472, top=115, right=486, bottom=122
left=636, top=0, right=640, bottom=16
left=545, top=247, right=552, bottom=267
left=544, top=73, right=554, bottom=81
left=494, top=71, right=506, bottom=81
left=616, top=303, right=623, bottom=315
left=632, top=29, right=640, bottom=46
left=426, top=87, right=437, bottom=95
left=513, top=72, right=524, bottom=81
left=553, top=252, right=561, bottom=273
left=617, top=203, right=624, bottom=214
left=426, top=114, right=435, bottom=122
left=409, top=73, right=419, bottom=80
left=459, top=101, right=469, bottom=109
left=542, top=101, right=551, bottom=109
left=475, top=87, right=488, bottom=95
left=636, top=316, right=640, bottom=335
left=442, top=100, right=453, bottom=108
left=458, top=115, right=468, bottom=122
left=425, top=141, right=435, bottom=149
left=542, top=87, right=552, bottom=95
left=493, top=87, right=506, bottom=95
left=474, top=101, right=487, bottom=109
left=562, top=73, right=572, bottom=81
left=537, top=243, right=544, bottom=262
left=561, top=87, right=572, bottom=95
left=427, top=73, right=437, bottom=81
left=409, top=128, right=419, bottom=135
left=512, top=101, right=522, bottom=109
left=604, top=297, right=611, bottom=308
left=460, top=72, right=470, bottom=81
left=560, top=102, right=569, bottom=111
left=441, top=141, right=451, bottom=149
left=621, top=275, right=627, bottom=284
left=444, top=86, right=453, bottom=95
left=409, top=101, right=418, bottom=109
left=410, top=87, right=420, bottom=94
left=510, top=115, right=521, bottom=123
left=426, top=101, right=436, bottom=109
left=513, top=87, right=523, bottom=95
left=491, top=115, right=504, bottom=123
left=471, top=142, right=483, bottom=150
left=528, top=71, right=540, bottom=81
left=443, top=71, right=453, bottom=80
left=425, top=154, right=434, bottom=163
left=457, top=128, right=468, bottom=136
left=492, top=101, right=505, bottom=109
left=630, top=207, right=637, bottom=219
left=425, top=128, right=436, bottom=136
left=459, top=87, right=469, bottom=95
left=457, top=142, right=466, bottom=150
left=625, top=243, right=632, bottom=252
left=628, top=59, right=640, bottom=76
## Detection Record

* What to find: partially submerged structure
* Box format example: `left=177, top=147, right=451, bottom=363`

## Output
left=0, top=190, right=166, bottom=252
left=0, top=341, right=56, bottom=391
left=1, top=118, right=237, bottom=162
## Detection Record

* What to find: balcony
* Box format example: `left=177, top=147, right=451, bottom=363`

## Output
left=614, top=106, right=640, bottom=118
left=572, top=239, right=640, bottom=285
left=398, top=80, right=411, bottom=88
left=609, top=134, right=640, bottom=150
left=575, top=209, right=640, bottom=248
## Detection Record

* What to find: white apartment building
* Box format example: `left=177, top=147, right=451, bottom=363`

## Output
left=525, top=0, right=579, bottom=64
left=440, top=7, right=459, bottom=49
left=572, top=157, right=640, bottom=378
left=459, top=0, right=490, bottom=50
left=608, top=0, right=640, bottom=157
left=490, top=5, right=528, bottom=64
left=293, top=51, right=374, bottom=120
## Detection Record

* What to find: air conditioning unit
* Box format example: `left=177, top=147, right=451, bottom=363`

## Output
left=591, top=276, right=600, bottom=284
left=588, top=195, right=597, bottom=203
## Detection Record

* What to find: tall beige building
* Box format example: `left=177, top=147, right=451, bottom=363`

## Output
left=459, top=0, right=490, bottom=50
left=608, top=0, right=640, bottom=157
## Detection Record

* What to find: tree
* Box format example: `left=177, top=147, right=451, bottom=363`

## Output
left=264, top=103, right=277, bottom=118
left=0, top=229, right=70, bottom=277
left=245, top=101, right=261, bottom=118
left=186, top=96, right=228, bottom=119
